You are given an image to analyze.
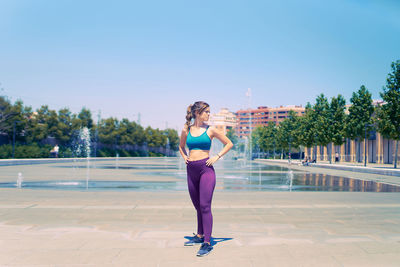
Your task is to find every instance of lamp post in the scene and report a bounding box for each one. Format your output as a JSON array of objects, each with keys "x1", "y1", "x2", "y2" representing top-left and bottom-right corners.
[
  {"x1": 288, "y1": 135, "x2": 292, "y2": 164},
  {"x1": 12, "y1": 120, "x2": 21, "y2": 159},
  {"x1": 314, "y1": 133, "x2": 318, "y2": 163},
  {"x1": 273, "y1": 139, "x2": 276, "y2": 159},
  {"x1": 364, "y1": 123, "x2": 373, "y2": 167},
  {"x1": 246, "y1": 88, "x2": 252, "y2": 160}
]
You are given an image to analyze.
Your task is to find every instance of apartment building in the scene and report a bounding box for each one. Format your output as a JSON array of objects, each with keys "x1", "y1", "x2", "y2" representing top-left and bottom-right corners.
[
  {"x1": 208, "y1": 108, "x2": 237, "y2": 135},
  {"x1": 236, "y1": 105, "x2": 305, "y2": 139}
]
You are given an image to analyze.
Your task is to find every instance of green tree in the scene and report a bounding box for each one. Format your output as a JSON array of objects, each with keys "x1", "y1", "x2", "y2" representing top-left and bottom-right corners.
[
  {"x1": 376, "y1": 60, "x2": 400, "y2": 168},
  {"x1": 0, "y1": 96, "x2": 13, "y2": 133},
  {"x1": 145, "y1": 127, "x2": 166, "y2": 148},
  {"x1": 6, "y1": 99, "x2": 32, "y2": 144},
  {"x1": 98, "y1": 117, "x2": 119, "y2": 145},
  {"x1": 279, "y1": 111, "x2": 300, "y2": 159},
  {"x1": 163, "y1": 128, "x2": 179, "y2": 151},
  {"x1": 329, "y1": 94, "x2": 347, "y2": 163},
  {"x1": 26, "y1": 105, "x2": 57, "y2": 143},
  {"x1": 55, "y1": 108, "x2": 75, "y2": 146},
  {"x1": 264, "y1": 122, "x2": 278, "y2": 158},
  {"x1": 313, "y1": 94, "x2": 332, "y2": 161},
  {"x1": 251, "y1": 126, "x2": 267, "y2": 157},
  {"x1": 345, "y1": 85, "x2": 374, "y2": 162},
  {"x1": 298, "y1": 103, "x2": 316, "y2": 160},
  {"x1": 226, "y1": 128, "x2": 238, "y2": 150},
  {"x1": 77, "y1": 108, "x2": 93, "y2": 129},
  {"x1": 0, "y1": 96, "x2": 20, "y2": 140}
]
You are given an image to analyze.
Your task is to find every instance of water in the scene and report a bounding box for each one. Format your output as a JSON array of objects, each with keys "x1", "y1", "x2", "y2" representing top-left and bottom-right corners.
[
  {"x1": 115, "y1": 153, "x2": 119, "y2": 169},
  {"x1": 71, "y1": 127, "x2": 92, "y2": 189},
  {"x1": 2, "y1": 158, "x2": 400, "y2": 192},
  {"x1": 16, "y1": 172, "x2": 23, "y2": 189}
]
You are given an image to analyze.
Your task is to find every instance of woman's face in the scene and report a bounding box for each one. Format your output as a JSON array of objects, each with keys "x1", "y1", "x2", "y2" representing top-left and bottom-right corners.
[{"x1": 197, "y1": 107, "x2": 210, "y2": 122}]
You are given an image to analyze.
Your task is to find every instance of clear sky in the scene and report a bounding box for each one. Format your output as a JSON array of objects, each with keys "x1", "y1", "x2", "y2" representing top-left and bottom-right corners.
[{"x1": 1, "y1": 0, "x2": 399, "y2": 131}]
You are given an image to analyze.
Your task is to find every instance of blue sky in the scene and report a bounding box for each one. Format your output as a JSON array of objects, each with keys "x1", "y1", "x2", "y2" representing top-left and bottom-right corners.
[{"x1": 1, "y1": 0, "x2": 399, "y2": 130}]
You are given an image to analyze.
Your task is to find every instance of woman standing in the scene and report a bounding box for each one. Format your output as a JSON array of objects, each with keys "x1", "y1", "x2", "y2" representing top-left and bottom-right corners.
[{"x1": 179, "y1": 101, "x2": 233, "y2": 257}]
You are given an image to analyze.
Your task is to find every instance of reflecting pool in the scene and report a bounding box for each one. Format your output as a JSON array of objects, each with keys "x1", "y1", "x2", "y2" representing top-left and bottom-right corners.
[{"x1": 0, "y1": 158, "x2": 399, "y2": 192}]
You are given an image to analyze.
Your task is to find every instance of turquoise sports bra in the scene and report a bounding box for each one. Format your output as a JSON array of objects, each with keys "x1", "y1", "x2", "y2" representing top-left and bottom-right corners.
[{"x1": 186, "y1": 126, "x2": 212, "y2": 150}]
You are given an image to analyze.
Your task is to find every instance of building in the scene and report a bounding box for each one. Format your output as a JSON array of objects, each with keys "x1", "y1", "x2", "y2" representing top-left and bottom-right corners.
[
  {"x1": 304, "y1": 132, "x2": 399, "y2": 165},
  {"x1": 235, "y1": 105, "x2": 305, "y2": 139},
  {"x1": 208, "y1": 108, "x2": 237, "y2": 135},
  {"x1": 304, "y1": 100, "x2": 400, "y2": 165}
]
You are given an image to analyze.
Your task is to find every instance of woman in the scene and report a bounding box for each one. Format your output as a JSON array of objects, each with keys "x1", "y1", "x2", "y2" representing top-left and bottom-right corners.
[{"x1": 179, "y1": 101, "x2": 233, "y2": 257}]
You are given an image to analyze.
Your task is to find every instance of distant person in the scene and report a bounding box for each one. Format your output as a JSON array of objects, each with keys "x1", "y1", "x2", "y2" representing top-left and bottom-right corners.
[
  {"x1": 335, "y1": 152, "x2": 339, "y2": 163},
  {"x1": 302, "y1": 156, "x2": 309, "y2": 166},
  {"x1": 50, "y1": 144, "x2": 59, "y2": 158},
  {"x1": 179, "y1": 101, "x2": 233, "y2": 257}
]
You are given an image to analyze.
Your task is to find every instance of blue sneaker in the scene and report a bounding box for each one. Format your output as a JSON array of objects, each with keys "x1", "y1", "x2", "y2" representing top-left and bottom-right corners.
[
  {"x1": 196, "y1": 242, "x2": 213, "y2": 257},
  {"x1": 184, "y1": 234, "x2": 204, "y2": 246}
]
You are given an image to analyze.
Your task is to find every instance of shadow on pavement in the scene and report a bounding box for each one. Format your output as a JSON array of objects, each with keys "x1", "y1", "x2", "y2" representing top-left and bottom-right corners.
[
  {"x1": 183, "y1": 235, "x2": 233, "y2": 246},
  {"x1": 210, "y1": 237, "x2": 233, "y2": 246}
]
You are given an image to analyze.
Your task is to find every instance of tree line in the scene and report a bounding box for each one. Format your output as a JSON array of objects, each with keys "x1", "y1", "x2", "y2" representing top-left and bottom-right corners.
[
  {"x1": 248, "y1": 60, "x2": 400, "y2": 168},
  {"x1": 0, "y1": 98, "x2": 179, "y2": 158}
]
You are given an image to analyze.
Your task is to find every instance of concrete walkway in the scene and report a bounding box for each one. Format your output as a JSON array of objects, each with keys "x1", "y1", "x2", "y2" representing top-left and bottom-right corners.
[
  {"x1": 1, "y1": 159, "x2": 400, "y2": 266},
  {"x1": 1, "y1": 189, "x2": 400, "y2": 266}
]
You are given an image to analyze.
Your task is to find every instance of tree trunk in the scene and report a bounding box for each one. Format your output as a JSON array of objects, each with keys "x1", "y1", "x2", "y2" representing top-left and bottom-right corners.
[
  {"x1": 395, "y1": 140, "x2": 399, "y2": 169},
  {"x1": 328, "y1": 143, "x2": 332, "y2": 164},
  {"x1": 314, "y1": 145, "x2": 317, "y2": 163}
]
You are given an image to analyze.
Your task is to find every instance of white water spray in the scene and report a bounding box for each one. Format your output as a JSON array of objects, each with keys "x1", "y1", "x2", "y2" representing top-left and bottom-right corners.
[{"x1": 17, "y1": 172, "x2": 23, "y2": 189}]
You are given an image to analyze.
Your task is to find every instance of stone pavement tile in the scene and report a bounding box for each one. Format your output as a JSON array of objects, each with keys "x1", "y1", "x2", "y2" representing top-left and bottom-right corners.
[
  {"x1": 322, "y1": 225, "x2": 383, "y2": 236},
  {"x1": 252, "y1": 258, "x2": 291, "y2": 267},
  {"x1": 1, "y1": 237, "x2": 55, "y2": 251},
  {"x1": 159, "y1": 260, "x2": 216, "y2": 267},
  {"x1": 325, "y1": 237, "x2": 374, "y2": 243},
  {"x1": 80, "y1": 238, "x2": 165, "y2": 249},
  {"x1": 113, "y1": 248, "x2": 194, "y2": 266},
  {"x1": 137, "y1": 230, "x2": 188, "y2": 239},
  {"x1": 314, "y1": 243, "x2": 366, "y2": 256},
  {"x1": 8, "y1": 249, "x2": 82, "y2": 265},
  {"x1": 287, "y1": 255, "x2": 341, "y2": 267},
  {"x1": 357, "y1": 242, "x2": 400, "y2": 254},
  {"x1": 287, "y1": 243, "x2": 364, "y2": 266},
  {"x1": 22, "y1": 238, "x2": 87, "y2": 250},
  {"x1": 226, "y1": 222, "x2": 272, "y2": 233},
  {"x1": 0, "y1": 251, "x2": 19, "y2": 265},
  {"x1": 246, "y1": 236, "x2": 314, "y2": 246},
  {"x1": 128, "y1": 224, "x2": 171, "y2": 232},
  {"x1": 74, "y1": 249, "x2": 121, "y2": 265},
  {"x1": 140, "y1": 215, "x2": 185, "y2": 224},
  {"x1": 213, "y1": 258, "x2": 253, "y2": 267},
  {"x1": 334, "y1": 253, "x2": 400, "y2": 267},
  {"x1": 93, "y1": 222, "x2": 142, "y2": 232},
  {"x1": 386, "y1": 234, "x2": 400, "y2": 242},
  {"x1": 72, "y1": 210, "x2": 129, "y2": 221},
  {"x1": 251, "y1": 245, "x2": 296, "y2": 267}
]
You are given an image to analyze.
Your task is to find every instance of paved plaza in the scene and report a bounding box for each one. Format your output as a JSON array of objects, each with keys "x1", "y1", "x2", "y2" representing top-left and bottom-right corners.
[{"x1": 0, "y1": 159, "x2": 400, "y2": 266}]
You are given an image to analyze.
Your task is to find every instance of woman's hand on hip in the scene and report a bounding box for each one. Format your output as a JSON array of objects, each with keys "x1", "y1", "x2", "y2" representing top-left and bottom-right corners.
[
  {"x1": 184, "y1": 156, "x2": 190, "y2": 164},
  {"x1": 206, "y1": 156, "x2": 219, "y2": 166}
]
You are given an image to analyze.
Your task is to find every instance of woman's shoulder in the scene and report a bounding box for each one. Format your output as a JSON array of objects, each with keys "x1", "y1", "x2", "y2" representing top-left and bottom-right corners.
[
  {"x1": 206, "y1": 125, "x2": 219, "y2": 135},
  {"x1": 207, "y1": 125, "x2": 217, "y2": 132},
  {"x1": 182, "y1": 124, "x2": 192, "y2": 134}
]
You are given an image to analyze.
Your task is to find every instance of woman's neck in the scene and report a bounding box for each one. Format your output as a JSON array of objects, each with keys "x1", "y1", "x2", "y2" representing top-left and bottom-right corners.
[{"x1": 193, "y1": 120, "x2": 206, "y2": 128}]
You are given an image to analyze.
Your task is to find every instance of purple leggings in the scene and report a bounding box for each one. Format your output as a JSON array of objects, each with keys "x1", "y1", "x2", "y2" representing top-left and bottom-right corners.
[{"x1": 186, "y1": 158, "x2": 216, "y2": 243}]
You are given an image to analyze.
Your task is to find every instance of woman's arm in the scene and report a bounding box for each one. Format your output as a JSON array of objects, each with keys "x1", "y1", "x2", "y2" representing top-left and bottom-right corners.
[
  {"x1": 206, "y1": 127, "x2": 233, "y2": 166},
  {"x1": 179, "y1": 126, "x2": 189, "y2": 163}
]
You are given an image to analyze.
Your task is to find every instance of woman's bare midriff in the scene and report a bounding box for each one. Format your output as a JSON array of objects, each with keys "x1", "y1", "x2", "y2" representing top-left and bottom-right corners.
[{"x1": 188, "y1": 150, "x2": 210, "y2": 161}]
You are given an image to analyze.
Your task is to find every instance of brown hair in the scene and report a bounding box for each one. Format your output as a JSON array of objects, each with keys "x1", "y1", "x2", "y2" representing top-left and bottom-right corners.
[{"x1": 185, "y1": 101, "x2": 209, "y2": 129}]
